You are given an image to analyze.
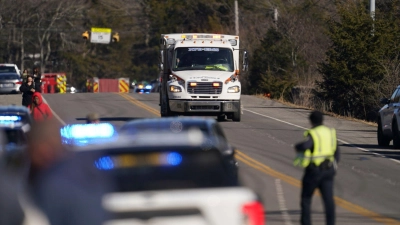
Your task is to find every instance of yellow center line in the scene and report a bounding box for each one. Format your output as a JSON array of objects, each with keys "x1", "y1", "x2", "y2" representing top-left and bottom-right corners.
[
  {"x1": 235, "y1": 150, "x2": 400, "y2": 225},
  {"x1": 117, "y1": 92, "x2": 400, "y2": 225},
  {"x1": 118, "y1": 93, "x2": 160, "y2": 116}
]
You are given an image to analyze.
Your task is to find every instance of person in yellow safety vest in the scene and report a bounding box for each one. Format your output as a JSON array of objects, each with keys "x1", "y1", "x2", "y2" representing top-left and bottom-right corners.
[{"x1": 294, "y1": 110, "x2": 340, "y2": 225}]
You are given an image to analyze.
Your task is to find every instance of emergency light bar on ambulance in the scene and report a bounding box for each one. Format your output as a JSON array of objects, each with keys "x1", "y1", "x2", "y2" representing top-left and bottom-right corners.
[{"x1": 165, "y1": 34, "x2": 238, "y2": 46}]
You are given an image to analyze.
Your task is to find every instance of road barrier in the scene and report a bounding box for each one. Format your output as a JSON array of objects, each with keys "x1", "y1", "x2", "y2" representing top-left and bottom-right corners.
[
  {"x1": 93, "y1": 77, "x2": 99, "y2": 93},
  {"x1": 86, "y1": 77, "x2": 130, "y2": 93},
  {"x1": 99, "y1": 79, "x2": 118, "y2": 92},
  {"x1": 118, "y1": 78, "x2": 129, "y2": 93},
  {"x1": 57, "y1": 75, "x2": 66, "y2": 93}
]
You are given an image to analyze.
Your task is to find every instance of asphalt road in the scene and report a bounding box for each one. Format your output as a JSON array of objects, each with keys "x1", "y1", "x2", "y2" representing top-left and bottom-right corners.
[{"x1": 2, "y1": 92, "x2": 399, "y2": 225}]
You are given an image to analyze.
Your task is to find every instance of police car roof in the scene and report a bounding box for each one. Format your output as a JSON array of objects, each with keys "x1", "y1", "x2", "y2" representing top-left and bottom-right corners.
[
  {"x1": 71, "y1": 128, "x2": 220, "y2": 153},
  {"x1": 0, "y1": 105, "x2": 30, "y2": 114}
]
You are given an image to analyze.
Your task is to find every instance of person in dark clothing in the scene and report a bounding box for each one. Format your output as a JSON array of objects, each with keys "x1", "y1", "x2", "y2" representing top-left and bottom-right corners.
[
  {"x1": 20, "y1": 76, "x2": 40, "y2": 107},
  {"x1": 33, "y1": 76, "x2": 42, "y2": 93},
  {"x1": 294, "y1": 111, "x2": 340, "y2": 225}
]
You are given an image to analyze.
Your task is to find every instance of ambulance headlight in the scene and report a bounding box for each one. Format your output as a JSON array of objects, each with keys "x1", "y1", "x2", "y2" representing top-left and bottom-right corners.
[
  {"x1": 227, "y1": 86, "x2": 240, "y2": 93},
  {"x1": 170, "y1": 85, "x2": 182, "y2": 93},
  {"x1": 228, "y1": 39, "x2": 237, "y2": 46}
]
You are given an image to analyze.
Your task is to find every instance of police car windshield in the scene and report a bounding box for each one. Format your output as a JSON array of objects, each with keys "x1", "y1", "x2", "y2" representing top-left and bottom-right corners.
[
  {"x1": 173, "y1": 47, "x2": 234, "y2": 72},
  {"x1": 85, "y1": 147, "x2": 236, "y2": 192},
  {"x1": 4, "y1": 129, "x2": 27, "y2": 145}
]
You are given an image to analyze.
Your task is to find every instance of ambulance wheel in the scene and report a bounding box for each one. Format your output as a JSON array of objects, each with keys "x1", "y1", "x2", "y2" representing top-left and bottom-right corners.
[{"x1": 232, "y1": 102, "x2": 241, "y2": 122}]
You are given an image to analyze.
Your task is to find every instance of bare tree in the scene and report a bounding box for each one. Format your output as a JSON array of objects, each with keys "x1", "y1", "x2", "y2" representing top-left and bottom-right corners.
[{"x1": 28, "y1": 0, "x2": 87, "y2": 73}]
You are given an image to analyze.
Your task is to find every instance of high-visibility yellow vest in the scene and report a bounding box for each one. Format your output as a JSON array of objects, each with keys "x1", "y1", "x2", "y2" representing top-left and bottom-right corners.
[{"x1": 294, "y1": 125, "x2": 337, "y2": 168}]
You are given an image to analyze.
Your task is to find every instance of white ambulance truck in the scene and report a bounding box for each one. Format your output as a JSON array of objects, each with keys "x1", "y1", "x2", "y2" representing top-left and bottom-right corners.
[{"x1": 159, "y1": 33, "x2": 248, "y2": 122}]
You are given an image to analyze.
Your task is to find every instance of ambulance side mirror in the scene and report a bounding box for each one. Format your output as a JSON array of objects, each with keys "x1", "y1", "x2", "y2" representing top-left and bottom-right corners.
[
  {"x1": 242, "y1": 51, "x2": 248, "y2": 72},
  {"x1": 159, "y1": 50, "x2": 164, "y2": 70}
]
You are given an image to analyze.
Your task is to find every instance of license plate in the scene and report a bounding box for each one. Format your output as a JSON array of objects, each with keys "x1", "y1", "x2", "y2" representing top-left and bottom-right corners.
[
  {"x1": 0, "y1": 84, "x2": 12, "y2": 88},
  {"x1": 116, "y1": 153, "x2": 165, "y2": 167}
]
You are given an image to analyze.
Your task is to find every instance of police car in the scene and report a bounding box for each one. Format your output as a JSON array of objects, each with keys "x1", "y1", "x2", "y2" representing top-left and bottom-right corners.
[
  {"x1": 0, "y1": 106, "x2": 32, "y2": 168},
  {"x1": 135, "y1": 82, "x2": 152, "y2": 93},
  {"x1": 61, "y1": 123, "x2": 265, "y2": 225},
  {"x1": 120, "y1": 117, "x2": 239, "y2": 180}
]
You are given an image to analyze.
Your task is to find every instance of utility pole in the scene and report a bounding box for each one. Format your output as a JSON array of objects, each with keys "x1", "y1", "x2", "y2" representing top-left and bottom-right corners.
[
  {"x1": 370, "y1": 0, "x2": 375, "y2": 35},
  {"x1": 235, "y1": 0, "x2": 239, "y2": 35},
  {"x1": 370, "y1": 0, "x2": 375, "y2": 19}
]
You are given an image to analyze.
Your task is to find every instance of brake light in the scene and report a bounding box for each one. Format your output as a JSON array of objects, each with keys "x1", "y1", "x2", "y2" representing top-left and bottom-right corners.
[
  {"x1": 15, "y1": 81, "x2": 22, "y2": 85},
  {"x1": 242, "y1": 201, "x2": 265, "y2": 225}
]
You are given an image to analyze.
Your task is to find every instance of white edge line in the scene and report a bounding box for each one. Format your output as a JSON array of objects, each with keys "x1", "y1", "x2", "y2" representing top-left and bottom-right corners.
[
  {"x1": 275, "y1": 179, "x2": 294, "y2": 225},
  {"x1": 244, "y1": 108, "x2": 400, "y2": 164},
  {"x1": 390, "y1": 159, "x2": 400, "y2": 164},
  {"x1": 41, "y1": 95, "x2": 66, "y2": 126}
]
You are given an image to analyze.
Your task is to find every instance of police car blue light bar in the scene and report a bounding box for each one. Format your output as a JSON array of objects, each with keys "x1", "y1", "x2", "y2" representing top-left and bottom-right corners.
[
  {"x1": 0, "y1": 115, "x2": 22, "y2": 122},
  {"x1": 61, "y1": 123, "x2": 116, "y2": 139},
  {"x1": 94, "y1": 152, "x2": 183, "y2": 170},
  {"x1": 60, "y1": 123, "x2": 118, "y2": 146}
]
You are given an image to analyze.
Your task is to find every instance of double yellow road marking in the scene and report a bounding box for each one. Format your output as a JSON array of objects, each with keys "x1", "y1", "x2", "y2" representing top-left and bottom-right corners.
[
  {"x1": 118, "y1": 93, "x2": 160, "y2": 116},
  {"x1": 118, "y1": 92, "x2": 400, "y2": 224}
]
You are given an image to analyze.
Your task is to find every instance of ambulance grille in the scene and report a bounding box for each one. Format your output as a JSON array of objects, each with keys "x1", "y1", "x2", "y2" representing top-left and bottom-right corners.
[{"x1": 187, "y1": 82, "x2": 222, "y2": 94}]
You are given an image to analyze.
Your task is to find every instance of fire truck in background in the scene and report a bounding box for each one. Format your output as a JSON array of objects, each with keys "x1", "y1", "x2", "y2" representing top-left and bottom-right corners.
[
  {"x1": 159, "y1": 33, "x2": 248, "y2": 122},
  {"x1": 41, "y1": 73, "x2": 67, "y2": 94}
]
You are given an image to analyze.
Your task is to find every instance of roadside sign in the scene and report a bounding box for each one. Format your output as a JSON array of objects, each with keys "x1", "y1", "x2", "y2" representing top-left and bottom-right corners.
[{"x1": 90, "y1": 27, "x2": 112, "y2": 44}]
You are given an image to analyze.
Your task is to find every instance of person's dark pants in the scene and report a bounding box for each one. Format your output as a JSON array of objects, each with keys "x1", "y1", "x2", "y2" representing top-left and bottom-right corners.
[{"x1": 301, "y1": 165, "x2": 335, "y2": 225}]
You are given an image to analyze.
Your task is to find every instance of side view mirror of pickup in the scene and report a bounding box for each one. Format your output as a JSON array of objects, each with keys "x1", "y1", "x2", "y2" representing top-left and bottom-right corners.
[{"x1": 380, "y1": 98, "x2": 390, "y2": 104}]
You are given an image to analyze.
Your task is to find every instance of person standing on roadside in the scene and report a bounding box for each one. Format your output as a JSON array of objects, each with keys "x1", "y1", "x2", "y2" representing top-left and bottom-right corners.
[
  {"x1": 20, "y1": 76, "x2": 40, "y2": 107},
  {"x1": 22, "y1": 69, "x2": 29, "y2": 82},
  {"x1": 28, "y1": 92, "x2": 53, "y2": 122},
  {"x1": 294, "y1": 110, "x2": 340, "y2": 225},
  {"x1": 32, "y1": 68, "x2": 42, "y2": 93}
]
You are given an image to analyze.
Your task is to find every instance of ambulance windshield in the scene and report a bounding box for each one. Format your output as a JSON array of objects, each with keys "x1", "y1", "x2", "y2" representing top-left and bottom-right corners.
[{"x1": 173, "y1": 47, "x2": 234, "y2": 72}]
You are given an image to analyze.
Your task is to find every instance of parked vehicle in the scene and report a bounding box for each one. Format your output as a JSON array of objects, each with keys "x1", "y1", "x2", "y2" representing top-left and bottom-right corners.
[
  {"x1": 377, "y1": 85, "x2": 400, "y2": 147},
  {"x1": 0, "y1": 64, "x2": 21, "y2": 75},
  {"x1": 0, "y1": 73, "x2": 22, "y2": 94}
]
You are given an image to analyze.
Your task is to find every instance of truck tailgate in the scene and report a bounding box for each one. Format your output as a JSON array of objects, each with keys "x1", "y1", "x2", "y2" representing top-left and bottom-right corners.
[{"x1": 102, "y1": 187, "x2": 263, "y2": 225}]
